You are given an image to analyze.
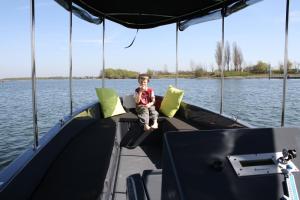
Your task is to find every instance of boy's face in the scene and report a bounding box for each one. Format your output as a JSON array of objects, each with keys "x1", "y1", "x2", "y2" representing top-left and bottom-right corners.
[{"x1": 139, "y1": 79, "x2": 148, "y2": 89}]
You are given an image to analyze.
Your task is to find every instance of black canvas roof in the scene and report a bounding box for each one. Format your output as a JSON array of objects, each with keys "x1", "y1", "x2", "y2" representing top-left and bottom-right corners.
[{"x1": 57, "y1": 0, "x2": 262, "y2": 29}]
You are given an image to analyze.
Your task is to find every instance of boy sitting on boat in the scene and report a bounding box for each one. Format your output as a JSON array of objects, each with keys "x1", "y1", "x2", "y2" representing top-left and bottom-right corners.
[{"x1": 134, "y1": 74, "x2": 159, "y2": 131}]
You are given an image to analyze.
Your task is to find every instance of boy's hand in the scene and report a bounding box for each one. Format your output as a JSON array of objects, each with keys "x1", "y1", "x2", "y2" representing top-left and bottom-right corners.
[
  {"x1": 140, "y1": 86, "x2": 146, "y2": 91},
  {"x1": 145, "y1": 103, "x2": 153, "y2": 108}
]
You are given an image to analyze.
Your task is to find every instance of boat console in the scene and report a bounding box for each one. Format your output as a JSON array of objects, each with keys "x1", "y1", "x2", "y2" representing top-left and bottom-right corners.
[{"x1": 127, "y1": 128, "x2": 300, "y2": 200}]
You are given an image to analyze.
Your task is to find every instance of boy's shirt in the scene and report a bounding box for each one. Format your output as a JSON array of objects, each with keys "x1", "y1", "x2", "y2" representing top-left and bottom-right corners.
[{"x1": 135, "y1": 87, "x2": 155, "y2": 106}]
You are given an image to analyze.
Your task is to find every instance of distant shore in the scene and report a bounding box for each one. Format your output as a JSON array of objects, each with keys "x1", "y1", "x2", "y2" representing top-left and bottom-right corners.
[
  {"x1": 1, "y1": 74, "x2": 300, "y2": 81},
  {"x1": 0, "y1": 76, "x2": 98, "y2": 81}
]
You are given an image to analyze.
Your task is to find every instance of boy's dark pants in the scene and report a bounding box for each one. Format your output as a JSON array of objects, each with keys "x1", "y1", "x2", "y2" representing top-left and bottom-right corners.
[{"x1": 136, "y1": 105, "x2": 158, "y2": 125}]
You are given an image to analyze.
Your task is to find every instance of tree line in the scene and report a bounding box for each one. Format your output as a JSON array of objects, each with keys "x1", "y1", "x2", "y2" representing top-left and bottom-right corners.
[
  {"x1": 99, "y1": 68, "x2": 138, "y2": 79},
  {"x1": 215, "y1": 41, "x2": 244, "y2": 72},
  {"x1": 214, "y1": 41, "x2": 300, "y2": 74},
  {"x1": 98, "y1": 42, "x2": 299, "y2": 79}
]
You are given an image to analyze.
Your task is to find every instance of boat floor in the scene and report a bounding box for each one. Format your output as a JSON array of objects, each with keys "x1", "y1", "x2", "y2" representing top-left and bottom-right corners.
[{"x1": 113, "y1": 146, "x2": 161, "y2": 200}]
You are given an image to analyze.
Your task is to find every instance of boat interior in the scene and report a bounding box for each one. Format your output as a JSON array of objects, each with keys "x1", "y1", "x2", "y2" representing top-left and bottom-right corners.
[
  {"x1": 0, "y1": 95, "x2": 247, "y2": 200},
  {"x1": 1, "y1": 94, "x2": 299, "y2": 200},
  {"x1": 1, "y1": 0, "x2": 300, "y2": 199}
]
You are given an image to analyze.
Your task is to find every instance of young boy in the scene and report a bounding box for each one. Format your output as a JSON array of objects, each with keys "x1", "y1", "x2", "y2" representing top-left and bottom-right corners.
[{"x1": 135, "y1": 74, "x2": 159, "y2": 131}]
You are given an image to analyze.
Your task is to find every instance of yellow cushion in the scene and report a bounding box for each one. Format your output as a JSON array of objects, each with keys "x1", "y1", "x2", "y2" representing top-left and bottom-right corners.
[
  {"x1": 95, "y1": 88, "x2": 126, "y2": 118},
  {"x1": 159, "y1": 85, "x2": 184, "y2": 118}
]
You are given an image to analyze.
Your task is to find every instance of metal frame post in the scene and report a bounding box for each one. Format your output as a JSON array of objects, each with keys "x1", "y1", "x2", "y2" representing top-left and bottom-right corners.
[
  {"x1": 30, "y1": 0, "x2": 38, "y2": 149},
  {"x1": 102, "y1": 19, "x2": 105, "y2": 88},
  {"x1": 175, "y1": 22, "x2": 179, "y2": 87},
  {"x1": 220, "y1": 13, "x2": 225, "y2": 114},
  {"x1": 69, "y1": 0, "x2": 73, "y2": 115},
  {"x1": 281, "y1": 0, "x2": 290, "y2": 127}
]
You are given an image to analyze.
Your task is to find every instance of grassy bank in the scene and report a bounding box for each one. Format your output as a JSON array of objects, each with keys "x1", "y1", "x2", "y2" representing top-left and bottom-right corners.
[{"x1": 2, "y1": 70, "x2": 300, "y2": 81}]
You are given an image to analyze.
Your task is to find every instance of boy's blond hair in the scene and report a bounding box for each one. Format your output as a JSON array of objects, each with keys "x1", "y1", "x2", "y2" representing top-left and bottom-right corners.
[{"x1": 138, "y1": 74, "x2": 150, "y2": 83}]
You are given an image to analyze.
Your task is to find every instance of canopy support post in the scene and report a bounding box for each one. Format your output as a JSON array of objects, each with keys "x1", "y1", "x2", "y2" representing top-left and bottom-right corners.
[
  {"x1": 220, "y1": 12, "x2": 225, "y2": 114},
  {"x1": 102, "y1": 19, "x2": 105, "y2": 88},
  {"x1": 69, "y1": 0, "x2": 73, "y2": 116},
  {"x1": 175, "y1": 22, "x2": 179, "y2": 87},
  {"x1": 281, "y1": 0, "x2": 290, "y2": 127},
  {"x1": 30, "y1": 0, "x2": 38, "y2": 149}
]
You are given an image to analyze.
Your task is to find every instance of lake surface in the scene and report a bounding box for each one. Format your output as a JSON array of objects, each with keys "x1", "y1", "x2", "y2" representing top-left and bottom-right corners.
[{"x1": 0, "y1": 78, "x2": 299, "y2": 171}]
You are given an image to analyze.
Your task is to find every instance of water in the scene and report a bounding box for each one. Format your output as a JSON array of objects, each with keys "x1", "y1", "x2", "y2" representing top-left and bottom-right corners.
[{"x1": 0, "y1": 78, "x2": 299, "y2": 171}]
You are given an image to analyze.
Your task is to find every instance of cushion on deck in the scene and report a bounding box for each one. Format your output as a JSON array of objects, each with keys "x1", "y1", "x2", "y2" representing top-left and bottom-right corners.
[
  {"x1": 159, "y1": 85, "x2": 184, "y2": 118},
  {"x1": 95, "y1": 88, "x2": 126, "y2": 118}
]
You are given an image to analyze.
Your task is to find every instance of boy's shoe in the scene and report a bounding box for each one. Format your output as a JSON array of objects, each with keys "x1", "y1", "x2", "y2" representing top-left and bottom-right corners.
[
  {"x1": 144, "y1": 124, "x2": 151, "y2": 131},
  {"x1": 151, "y1": 121, "x2": 158, "y2": 129}
]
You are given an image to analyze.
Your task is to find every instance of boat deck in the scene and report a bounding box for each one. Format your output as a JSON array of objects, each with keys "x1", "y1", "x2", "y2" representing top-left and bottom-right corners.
[
  {"x1": 0, "y1": 101, "x2": 246, "y2": 200},
  {"x1": 113, "y1": 146, "x2": 161, "y2": 200}
]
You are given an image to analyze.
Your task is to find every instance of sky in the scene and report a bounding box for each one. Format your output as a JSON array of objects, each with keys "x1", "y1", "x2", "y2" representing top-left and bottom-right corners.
[{"x1": 0, "y1": 0, "x2": 299, "y2": 79}]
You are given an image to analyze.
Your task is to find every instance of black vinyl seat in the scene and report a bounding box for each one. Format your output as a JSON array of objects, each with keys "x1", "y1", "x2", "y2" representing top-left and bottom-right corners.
[
  {"x1": 31, "y1": 120, "x2": 117, "y2": 200},
  {"x1": 127, "y1": 174, "x2": 148, "y2": 200},
  {"x1": 121, "y1": 114, "x2": 198, "y2": 149}
]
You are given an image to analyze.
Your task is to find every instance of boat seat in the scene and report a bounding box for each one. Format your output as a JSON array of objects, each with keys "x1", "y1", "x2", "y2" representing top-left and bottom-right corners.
[
  {"x1": 31, "y1": 119, "x2": 117, "y2": 200},
  {"x1": 121, "y1": 115, "x2": 198, "y2": 149},
  {"x1": 162, "y1": 117, "x2": 198, "y2": 132},
  {"x1": 126, "y1": 174, "x2": 148, "y2": 200},
  {"x1": 127, "y1": 170, "x2": 162, "y2": 200},
  {"x1": 142, "y1": 170, "x2": 162, "y2": 200},
  {"x1": 105, "y1": 98, "x2": 198, "y2": 148},
  {"x1": 112, "y1": 111, "x2": 139, "y2": 122}
]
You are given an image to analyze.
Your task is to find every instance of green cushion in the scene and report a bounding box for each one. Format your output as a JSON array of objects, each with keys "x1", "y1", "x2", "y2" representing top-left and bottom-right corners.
[
  {"x1": 159, "y1": 85, "x2": 184, "y2": 118},
  {"x1": 95, "y1": 88, "x2": 126, "y2": 118}
]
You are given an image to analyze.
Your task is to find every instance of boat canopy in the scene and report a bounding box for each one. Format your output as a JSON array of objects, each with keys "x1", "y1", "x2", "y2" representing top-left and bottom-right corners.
[{"x1": 56, "y1": 0, "x2": 262, "y2": 29}]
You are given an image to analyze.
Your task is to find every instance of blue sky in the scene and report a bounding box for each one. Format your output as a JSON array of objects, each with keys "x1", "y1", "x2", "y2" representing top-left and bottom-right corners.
[{"x1": 0, "y1": 0, "x2": 299, "y2": 79}]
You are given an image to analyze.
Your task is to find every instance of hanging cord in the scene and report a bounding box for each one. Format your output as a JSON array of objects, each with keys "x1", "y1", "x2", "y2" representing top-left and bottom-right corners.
[
  {"x1": 125, "y1": 13, "x2": 140, "y2": 48},
  {"x1": 124, "y1": 29, "x2": 139, "y2": 48}
]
